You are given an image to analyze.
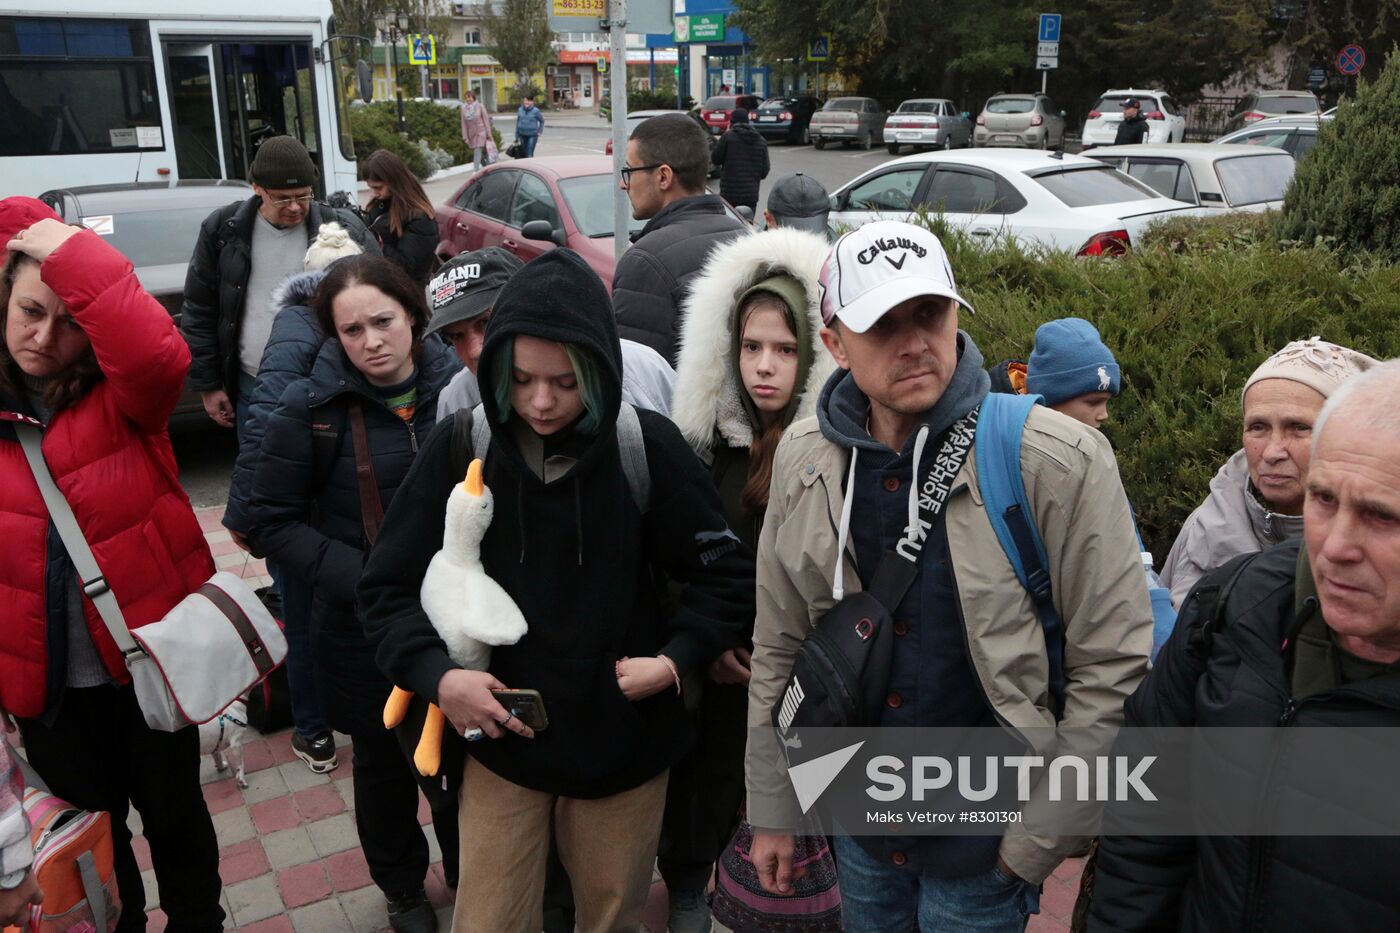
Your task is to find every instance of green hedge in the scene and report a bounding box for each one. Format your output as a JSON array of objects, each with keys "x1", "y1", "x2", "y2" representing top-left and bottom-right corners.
[
  {"x1": 920, "y1": 215, "x2": 1400, "y2": 557},
  {"x1": 349, "y1": 101, "x2": 505, "y2": 179}
]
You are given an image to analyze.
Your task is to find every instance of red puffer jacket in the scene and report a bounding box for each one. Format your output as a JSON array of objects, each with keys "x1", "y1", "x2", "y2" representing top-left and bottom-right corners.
[{"x1": 0, "y1": 215, "x2": 214, "y2": 719}]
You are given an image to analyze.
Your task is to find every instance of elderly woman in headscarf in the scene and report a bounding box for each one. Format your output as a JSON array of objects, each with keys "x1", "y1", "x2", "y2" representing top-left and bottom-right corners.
[{"x1": 1158, "y1": 337, "x2": 1378, "y2": 608}]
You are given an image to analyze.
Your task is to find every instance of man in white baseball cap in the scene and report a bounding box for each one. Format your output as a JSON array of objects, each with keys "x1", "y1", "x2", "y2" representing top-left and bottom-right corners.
[{"x1": 744, "y1": 220, "x2": 1152, "y2": 931}]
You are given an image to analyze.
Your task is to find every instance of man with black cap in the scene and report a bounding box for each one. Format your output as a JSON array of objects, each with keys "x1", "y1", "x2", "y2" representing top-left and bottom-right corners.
[
  {"x1": 181, "y1": 135, "x2": 378, "y2": 431},
  {"x1": 435, "y1": 248, "x2": 678, "y2": 419},
  {"x1": 1113, "y1": 97, "x2": 1150, "y2": 145},
  {"x1": 764, "y1": 172, "x2": 832, "y2": 239}
]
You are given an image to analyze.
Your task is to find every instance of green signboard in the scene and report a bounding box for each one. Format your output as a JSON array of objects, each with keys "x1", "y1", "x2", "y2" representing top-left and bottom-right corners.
[{"x1": 673, "y1": 13, "x2": 725, "y2": 43}]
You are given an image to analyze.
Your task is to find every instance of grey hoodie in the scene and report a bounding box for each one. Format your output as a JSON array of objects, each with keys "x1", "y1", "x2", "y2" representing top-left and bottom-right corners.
[{"x1": 1157, "y1": 448, "x2": 1305, "y2": 609}]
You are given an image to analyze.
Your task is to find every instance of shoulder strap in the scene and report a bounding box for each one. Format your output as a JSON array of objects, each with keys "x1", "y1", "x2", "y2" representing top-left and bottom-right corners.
[
  {"x1": 14, "y1": 423, "x2": 141, "y2": 658},
  {"x1": 616, "y1": 402, "x2": 650, "y2": 514},
  {"x1": 461, "y1": 402, "x2": 650, "y2": 513},
  {"x1": 1186, "y1": 549, "x2": 1258, "y2": 654},
  {"x1": 975, "y1": 392, "x2": 1067, "y2": 720},
  {"x1": 310, "y1": 408, "x2": 345, "y2": 495},
  {"x1": 347, "y1": 398, "x2": 385, "y2": 545}
]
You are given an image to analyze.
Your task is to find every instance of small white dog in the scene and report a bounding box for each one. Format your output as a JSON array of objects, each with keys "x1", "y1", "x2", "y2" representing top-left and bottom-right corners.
[{"x1": 200, "y1": 699, "x2": 249, "y2": 788}]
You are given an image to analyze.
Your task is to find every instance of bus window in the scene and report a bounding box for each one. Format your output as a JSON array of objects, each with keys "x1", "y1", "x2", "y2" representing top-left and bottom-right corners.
[{"x1": 0, "y1": 18, "x2": 161, "y2": 157}]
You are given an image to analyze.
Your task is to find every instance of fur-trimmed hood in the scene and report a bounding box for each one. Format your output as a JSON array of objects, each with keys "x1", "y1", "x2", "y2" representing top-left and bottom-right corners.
[
  {"x1": 672, "y1": 227, "x2": 835, "y2": 453},
  {"x1": 269, "y1": 268, "x2": 327, "y2": 316}
]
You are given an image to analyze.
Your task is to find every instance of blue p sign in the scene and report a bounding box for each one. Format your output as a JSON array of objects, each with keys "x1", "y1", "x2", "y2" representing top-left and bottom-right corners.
[{"x1": 1039, "y1": 13, "x2": 1061, "y2": 42}]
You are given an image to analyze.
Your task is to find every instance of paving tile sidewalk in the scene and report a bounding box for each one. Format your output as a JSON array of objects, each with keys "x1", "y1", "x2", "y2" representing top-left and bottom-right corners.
[{"x1": 125, "y1": 506, "x2": 1083, "y2": 931}]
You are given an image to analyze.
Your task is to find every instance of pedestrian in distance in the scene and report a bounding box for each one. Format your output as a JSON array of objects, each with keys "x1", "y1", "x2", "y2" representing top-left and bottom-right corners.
[
  {"x1": 1158, "y1": 337, "x2": 1377, "y2": 608},
  {"x1": 712, "y1": 107, "x2": 771, "y2": 218},
  {"x1": 764, "y1": 172, "x2": 832, "y2": 239},
  {"x1": 180, "y1": 134, "x2": 378, "y2": 431},
  {"x1": 358, "y1": 248, "x2": 756, "y2": 933},
  {"x1": 1087, "y1": 360, "x2": 1400, "y2": 933},
  {"x1": 362, "y1": 149, "x2": 440, "y2": 287},
  {"x1": 246, "y1": 256, "x2": 461, "y2": 933},
  {"x1": 221, "y1": 221, "x2": 366, "y2": 773},
  {"x1": 1113, "y1": 97, "x2": 1150, "y2": 146},
  {"x1": 0, "y1": 198, "x2": 225, "y2": 932},
  {"x1": 745, "y1": 220, "x2": 1153, "y2": 933},
  {"x1": 664, "y1": 224, "x2": 838, "y2": 933},
  {"x1": 515, "y1": 94, "x2": 545, "y2": 159},
  {"x1": 461, "y1": 89, "x2": 495, "y2": 171},
  {"x1": 614, "y1": 113, "x2": 747, "y2": 365},
  {"x1": 431, "y1": 248, "x2": 677, "y2": 420}
]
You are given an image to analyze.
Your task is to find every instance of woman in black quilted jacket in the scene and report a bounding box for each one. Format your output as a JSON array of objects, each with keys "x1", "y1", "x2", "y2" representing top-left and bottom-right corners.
[{"x1": 362, "y1": 149, "x2": 439, "y2": 286}]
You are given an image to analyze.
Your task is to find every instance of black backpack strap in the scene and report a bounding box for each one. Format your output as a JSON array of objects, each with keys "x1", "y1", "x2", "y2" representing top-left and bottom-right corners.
[{"x1": 1182, "y1": 550, "x2": 1258, "y2": 662}]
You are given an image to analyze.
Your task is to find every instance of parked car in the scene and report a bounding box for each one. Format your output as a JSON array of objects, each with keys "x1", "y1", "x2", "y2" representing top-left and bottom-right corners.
[
  {"x1": 753, "y1": 95, "x2": 822, "y2": 144},
  {"x1": 435, "y1": 156, "x2": 744, "y2": 288},
  {"x1": 605, "y1": 110, "x2": 721, "y2": 177},
  {"x1": 973, "y1": 93, "x2": 1067, "y2": 149},
  {"x1": 1213, "y1": 115, "x2": 1327, "y2": 159},
  {"x1": 1084, "y1": 143, "x2": 1297, "y2": 212},
  {"x1": 884, "y1": 98, "x2": 973, "y2": 154},
  {"x1": 1222, "y1": 90, "x2": 1320, "y2": 132},
  {"x1": 827, "y1": 149, "x2": 1206, "y2": 255},
  {"x1": 809, "y1": 97, "x2": 888, "y2": 150},
  {"x1": 698, "y1": 94, "x2": 762, "y2": 135},
  {"x1": 38, "y1": 180, "x2": 254, "y2": 428},
  {"x1": 1080, "y1": 88, "x2": 1187, "y2": 148}
]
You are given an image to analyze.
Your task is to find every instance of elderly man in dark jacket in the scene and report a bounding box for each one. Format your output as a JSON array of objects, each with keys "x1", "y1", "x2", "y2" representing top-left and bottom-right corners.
[
  {"x1": 1088, "y1": 360, "x2": 1400, "y2": 933},
  {"x1": 180, "y1": 135, "x2": 377, "y2": 430},
  {"x1": 614, "y1": 113, "x2": 746, "y2": 365},
  {"x1": 712, "y1": 108, "x2": 770, "y2": 216}
]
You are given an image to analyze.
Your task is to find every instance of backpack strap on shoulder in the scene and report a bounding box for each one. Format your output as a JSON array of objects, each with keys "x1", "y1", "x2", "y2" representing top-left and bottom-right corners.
[
  {"x1": 616, "y1": 402, "x2": 650, "y2": 514},
  {"x1": 1183, "y1": 550, "x2": 1257, "y2": 661},
  {"x1": 975, "y1": 392, "x2": 1067, "y2": 720}
]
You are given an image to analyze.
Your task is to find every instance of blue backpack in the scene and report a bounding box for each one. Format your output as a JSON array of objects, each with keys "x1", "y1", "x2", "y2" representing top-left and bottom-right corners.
[{"x1": 974, "y1": 393, "x2": 1177, "y2": 719}]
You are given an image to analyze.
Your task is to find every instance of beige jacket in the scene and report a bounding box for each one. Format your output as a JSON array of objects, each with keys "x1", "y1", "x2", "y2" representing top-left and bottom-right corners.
[{"x1": 745, "y1": 405, "x2": 1152, "y2": 884}]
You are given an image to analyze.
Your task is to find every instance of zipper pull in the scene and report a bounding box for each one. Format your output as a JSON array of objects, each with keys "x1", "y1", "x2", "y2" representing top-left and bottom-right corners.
[{"x1": 1278, "y1": 698, "x2": 1297, "y2": 725}]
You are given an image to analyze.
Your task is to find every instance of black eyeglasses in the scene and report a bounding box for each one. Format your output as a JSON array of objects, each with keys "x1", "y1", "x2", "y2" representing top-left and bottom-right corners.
[{"x1": 620, "y1": 163, "x2": 663, "y2": 188}]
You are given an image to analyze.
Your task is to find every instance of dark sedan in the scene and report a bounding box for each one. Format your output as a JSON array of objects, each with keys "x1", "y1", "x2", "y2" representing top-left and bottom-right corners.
[
  {"x1": 38, "y1": 180, "x2": 254, "y2": 429},
  {"x1": 753, "y1": 96, "x2": 822, "y2": 145}
]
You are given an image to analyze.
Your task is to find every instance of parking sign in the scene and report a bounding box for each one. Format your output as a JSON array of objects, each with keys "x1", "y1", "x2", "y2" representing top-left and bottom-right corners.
[{"x1": 1038, "y1": 13, "x2": 1061, "y2": 42}]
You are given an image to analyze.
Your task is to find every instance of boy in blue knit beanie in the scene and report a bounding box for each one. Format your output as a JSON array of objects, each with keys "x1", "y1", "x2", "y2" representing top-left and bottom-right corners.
[{"x1": 1025, "y1": 317, "x2": 1120, "y2": 428}]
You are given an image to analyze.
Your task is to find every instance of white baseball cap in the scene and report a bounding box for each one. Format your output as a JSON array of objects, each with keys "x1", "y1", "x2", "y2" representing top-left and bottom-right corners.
[{"x1": 818, "y1": 221, "x2": 973, "y2": 333}]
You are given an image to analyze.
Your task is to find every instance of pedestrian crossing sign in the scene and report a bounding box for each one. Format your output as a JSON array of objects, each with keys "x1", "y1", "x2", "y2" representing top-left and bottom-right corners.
[
  {"x1": 807, "y1": 35, "x2": 831, "y2": 62},
  {"x1": 408, "y1": 34, "x2": 436, "y2": 65}
]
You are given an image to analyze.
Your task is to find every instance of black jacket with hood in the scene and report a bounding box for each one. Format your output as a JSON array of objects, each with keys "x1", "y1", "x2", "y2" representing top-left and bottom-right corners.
[
  {"x1": 1088, "y1": 539, "x2": 1400, "y2": 932},
  {"x1": 180, "y1": 196, "x2": 378, "y2": 396},
  {"x1": 358, "y1": 248, "x2": 756, "y2": 799},
  {"x1": 247, "y1": 333, "x2": 459, "y2": 734},
  {"x1": 712, "y1": 120, "x2": 770, "y2": 209},
  {"x1": 613, "y1": 194, "x2": 746, "y2": 366},
  {"x1": 1113, "y1": 113, "x2": 1150, "y2": 145}
]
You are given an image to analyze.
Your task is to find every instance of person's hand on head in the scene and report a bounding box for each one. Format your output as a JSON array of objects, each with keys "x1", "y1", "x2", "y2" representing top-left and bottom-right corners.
[{"x1": 5, "y1": 218, "x2": 83, "y2": 264}]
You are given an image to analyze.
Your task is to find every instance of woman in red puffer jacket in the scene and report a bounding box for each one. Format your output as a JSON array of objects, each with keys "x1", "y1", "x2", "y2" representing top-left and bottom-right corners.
[{"x1": 0, "y1": 198, "x2": 225, "y2": 933}]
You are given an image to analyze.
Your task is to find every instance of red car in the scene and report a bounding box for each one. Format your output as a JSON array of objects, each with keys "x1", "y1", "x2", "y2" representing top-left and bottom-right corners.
[
  {"x1": 699, "y1": 94, "x2": 762, "y2": 135},
  {"x1": 434, "y1": 156, "x2": 644, "y2": 289}
]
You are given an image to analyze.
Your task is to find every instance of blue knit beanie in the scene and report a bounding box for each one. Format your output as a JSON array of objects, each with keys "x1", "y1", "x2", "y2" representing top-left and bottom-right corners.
[{"x1": 1025, "y1": 317, "x2": 1121, "y2": 405}]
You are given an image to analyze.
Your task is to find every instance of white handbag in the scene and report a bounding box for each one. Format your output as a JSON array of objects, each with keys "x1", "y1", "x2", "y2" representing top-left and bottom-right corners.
[{"x1": 17, "y1": 421, "x2": 287, "y2": 732}]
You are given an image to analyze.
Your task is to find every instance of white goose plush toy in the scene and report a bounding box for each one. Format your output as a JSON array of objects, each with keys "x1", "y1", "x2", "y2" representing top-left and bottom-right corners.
[{"x1": 383, "y1": 458, "x2": 527, "y2": 775}]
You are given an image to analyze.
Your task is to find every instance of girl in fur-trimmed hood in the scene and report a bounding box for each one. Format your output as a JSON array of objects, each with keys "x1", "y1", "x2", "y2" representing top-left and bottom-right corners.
[{"x1": 662, "y1": 225, "x2": 839, "y2": 933}]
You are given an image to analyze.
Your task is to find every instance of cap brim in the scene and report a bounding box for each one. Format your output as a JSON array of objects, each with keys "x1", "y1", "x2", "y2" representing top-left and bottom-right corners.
[
  {"x1": 425, "y1": 288, "x2": 496, "y2": 335},
  {"x1": 772, "y1": 213, "x2": 831, "y2": 236},
  {"x1": 833, "y1": 278, "x2": 974, "y2": 333}
]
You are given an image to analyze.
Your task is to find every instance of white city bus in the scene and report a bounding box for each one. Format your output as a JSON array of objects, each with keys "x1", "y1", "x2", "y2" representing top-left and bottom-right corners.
[{"x1": 0, "y1": 0, "x2": 364, "y2": 198}]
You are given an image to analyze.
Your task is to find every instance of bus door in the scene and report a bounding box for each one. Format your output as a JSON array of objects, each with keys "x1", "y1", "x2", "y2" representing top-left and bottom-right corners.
[{"x1": 164, "y1": 43, "x2": 226, "y2": 180}]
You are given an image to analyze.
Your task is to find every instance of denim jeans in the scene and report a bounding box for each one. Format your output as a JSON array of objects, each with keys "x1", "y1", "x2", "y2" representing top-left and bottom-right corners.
[
  {"x1": 521, "y1": 133, "x2": 539, "y2": 157},
  {"x1": 279, "y1": 569, "x2": 330, "y2": 739},
  {"x1": 833, "y1": 836, "x2": 1040, "y2": 933}
]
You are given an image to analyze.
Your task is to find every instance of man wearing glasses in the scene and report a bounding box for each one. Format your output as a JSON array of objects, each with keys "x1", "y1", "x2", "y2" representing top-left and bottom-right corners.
[
  {"x1": 181, "y1": 135, "x2": 378, "y2": 431},
  {"x1": 613, "y1": 113, "x2": 745, "y2": 365}
]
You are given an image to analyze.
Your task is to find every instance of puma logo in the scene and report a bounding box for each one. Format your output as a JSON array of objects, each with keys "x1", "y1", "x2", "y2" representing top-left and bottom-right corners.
[{"x1": 885, "y1": 253, "x2": 908, "y2": 270}]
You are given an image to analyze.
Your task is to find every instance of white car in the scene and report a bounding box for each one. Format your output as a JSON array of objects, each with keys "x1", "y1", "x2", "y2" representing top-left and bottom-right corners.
[
  {"x1": 827, "y1": 150, "x2": 1206, "y2": 256},
  {"x1": 1213, "y1": 115, "x2": 1328, "y2": 160},
  {"x1": 1084, "y1": 144, "x2": 1297, "y2": 212},
  {"x1": 1080, "y1": 89, "x2": 1187, "y2": 148}
]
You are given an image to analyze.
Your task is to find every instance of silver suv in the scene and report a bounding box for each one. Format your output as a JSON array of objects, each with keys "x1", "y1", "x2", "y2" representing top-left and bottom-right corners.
[{"x1": 974, "y1": 93, "x2": 1066, "y2": 149}]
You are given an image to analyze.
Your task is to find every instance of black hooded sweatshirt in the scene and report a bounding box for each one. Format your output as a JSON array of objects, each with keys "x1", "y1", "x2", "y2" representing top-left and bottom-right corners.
[{"x1": 358, "y1": 248, "x2": 755, "y2": 799}]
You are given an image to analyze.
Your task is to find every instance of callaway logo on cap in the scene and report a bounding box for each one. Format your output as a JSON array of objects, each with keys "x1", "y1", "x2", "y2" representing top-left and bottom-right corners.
[{"x1": 818, "y1": 221, "x2": 973, "y2": 333}]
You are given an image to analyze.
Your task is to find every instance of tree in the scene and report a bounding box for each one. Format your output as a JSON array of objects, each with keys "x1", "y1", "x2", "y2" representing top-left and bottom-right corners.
[
  {"x1": 1276, "y1": 46, "x2": 1400, "y2": 258},
  {"x1": 332, "y1": 0, "x2": 389, "y2": 43},
  {"x1": 481, "y1": 0, "x2": 555, "y2": 97}
]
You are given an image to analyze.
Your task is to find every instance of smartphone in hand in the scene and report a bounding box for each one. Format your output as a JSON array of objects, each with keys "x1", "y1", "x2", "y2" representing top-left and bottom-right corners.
[{"x1": 490, "y1": 689, "x2": 549, "y2": 731}]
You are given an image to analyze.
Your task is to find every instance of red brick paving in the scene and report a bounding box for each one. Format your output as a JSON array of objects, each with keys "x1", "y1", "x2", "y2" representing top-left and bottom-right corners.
[
  {"x1": 277, "y1": 862, "x2": 334, "y2": 909},
  {"x1": 249, "y1": 796, "x2": 301, "y2": 834},
  {"x1": 202, "y1": 776, "x2": 245, "y2": 815},
  {"x1": 240, "y1": 739, "x2": 276, "y2": 774},
  {"x1": 325, "y1": 848, "x2": 374, "y2": 892},
  {"x1": 132, "y1": 833, "x2": 152, "y2": 871},
  {"x1": 236, "y1": 917, "x2": 296, "y2": 933},
  {"x1": 219, "y1": 839, "x2": 271, "y2": 886},
  {"x1": 292, "y1": 784, "x2": 346, "y2": 821}
]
